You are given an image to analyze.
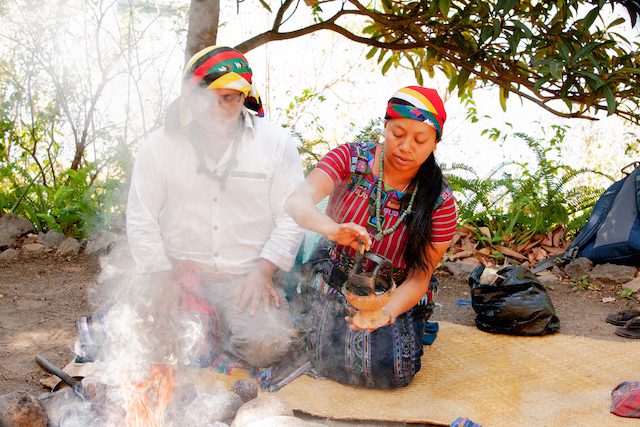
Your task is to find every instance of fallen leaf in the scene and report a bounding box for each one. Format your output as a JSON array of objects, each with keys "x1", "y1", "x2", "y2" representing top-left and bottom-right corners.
[
  {"x1": 602, "y1": 297, "x2": 616, "y2": 303},
  {"x1": 517, "y1": 238, "x2": 544, "y2": 252},
  {"x1": 493, "y1": 244, "x2": 528, "y2": 260},
  {"x1": 461, "y1": 237, "x2": 477, "y2": 252},
  {"x1": 449, "y1": 250, "x2": 474, "y2": 260},
  {"x1": 478, "y1": 226, "x2": 491, "y2": 240},
  {"x1": 541, "y1": 245, "x2": 565, "y2": 256}
]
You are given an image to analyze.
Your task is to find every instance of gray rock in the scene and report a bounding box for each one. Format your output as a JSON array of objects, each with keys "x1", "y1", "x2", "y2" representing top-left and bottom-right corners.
[
  {"x1": 22, "y1": 243, "x2": 47, "y2": 255},
  {"x1": 589, "y1": 263, "x2": 637, "y2": 286},
  {"x1": 0, "y1": 248, "x2": 19, "y2": 261},
  {"x1": 56, "y1": 237, "x2": 81, "y2": 257},
  {"x1": 563, "y1": 257, "x2": 593, "y2": 280},
  {"x1": 246, "y1": 416, "x2": 324, "y2": 427},
  {"x1": 84, "y1": 232, "x2": 118, "y2": 255},
  {"x1": 232, "y1": 396, "x2": 293, "y2": 427},
  {"x1": 623, "y1": 277, "x2": 640, "y2": 293},
  {"x1": 39, "y1": 230, "x2": 66, "y2": 248},
  {"x1": 0, "y1": 390, "x2": 48, "y2": 427},
  {"x1": 0, "y1": 214, "x2": 34, "y2": 248},
  {"x1": 536, "y1": 273, "x2": 560, "y2": 287},
  {"x1": 22, "y1": 233, "x2": 39, "y2": 245},
  {"x1": 183, "y1": 390, "x2": 243, "y2": 426},
  {"x1": 232, "y1": 379, "x2": 258, "y2": 403},
  {"x1": 444, "y1": 261, "x2": 479, "y2": 280}
]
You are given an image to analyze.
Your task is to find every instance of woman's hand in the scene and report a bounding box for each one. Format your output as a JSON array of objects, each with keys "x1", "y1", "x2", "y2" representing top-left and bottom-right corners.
[
  {"x1": 344, "y1": 306, "x2": 396, "y2": 333},
  {"x1": 325, "y1": 222, "x2": 372, "y2": 252}
]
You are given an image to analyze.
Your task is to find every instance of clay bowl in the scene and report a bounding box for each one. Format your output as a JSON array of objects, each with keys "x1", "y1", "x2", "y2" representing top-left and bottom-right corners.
[{"x1": 342, "y1": 283, "x2": 396, "y2": 329}]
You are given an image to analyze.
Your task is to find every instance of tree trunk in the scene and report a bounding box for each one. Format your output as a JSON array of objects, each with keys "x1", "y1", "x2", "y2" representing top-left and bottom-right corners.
[{"x1": 185, "y1": 0, "x2": 220, "y2": 64}]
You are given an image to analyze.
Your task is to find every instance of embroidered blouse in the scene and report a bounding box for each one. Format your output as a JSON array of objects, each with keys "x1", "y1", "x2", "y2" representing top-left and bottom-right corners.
[{"x1": 316, "y1": 142, "x2": 457, "y2": 271}]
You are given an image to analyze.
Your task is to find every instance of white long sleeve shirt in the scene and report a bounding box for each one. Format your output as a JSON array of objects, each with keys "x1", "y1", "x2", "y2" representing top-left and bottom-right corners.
[{"x1": 126, "y1": 110, "x2": 305, "y2": 274}]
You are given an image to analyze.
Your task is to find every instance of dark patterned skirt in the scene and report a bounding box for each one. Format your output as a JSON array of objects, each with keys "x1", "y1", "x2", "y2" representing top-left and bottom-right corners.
[{"x1": 292, "y1": 244, "x2": 433, "y2": 388}]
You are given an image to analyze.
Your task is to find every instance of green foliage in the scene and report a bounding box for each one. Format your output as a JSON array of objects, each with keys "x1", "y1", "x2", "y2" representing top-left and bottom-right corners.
[
  {"x1": 0, "y1": 162, "x2": 122, "y2": 239},
  {"x1": 248, "y1": 0, "x2": 640, "y2": 123},
  {"x1": 570, "y1": 274, "x2": 598, "y2": 291},
  {"x1": 617, "y1": 288, "x2": 635, "y2": 298},
  {"x1": 445, "y1": 125, "x2": 613, "y2": 247}
]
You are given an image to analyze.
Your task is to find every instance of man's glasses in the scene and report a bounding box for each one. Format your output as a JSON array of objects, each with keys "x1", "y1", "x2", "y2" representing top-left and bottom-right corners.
[{"x1": 219, "y1": 93, "x2": 244, "y2": 104}]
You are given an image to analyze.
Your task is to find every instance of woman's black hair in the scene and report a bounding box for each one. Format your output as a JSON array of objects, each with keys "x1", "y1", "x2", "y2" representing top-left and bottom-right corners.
[{"x1": 404, "y1": 153, "x2": 443, "y2": 273}]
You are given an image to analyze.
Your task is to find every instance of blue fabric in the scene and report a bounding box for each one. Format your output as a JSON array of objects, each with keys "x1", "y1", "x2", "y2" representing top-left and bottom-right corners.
[
  {"x1": 450, "y1": 417, "x2": 482, "y2": 427},
  {"x1": 423, "y1": 321, "x2": 439, "y2": 345}
]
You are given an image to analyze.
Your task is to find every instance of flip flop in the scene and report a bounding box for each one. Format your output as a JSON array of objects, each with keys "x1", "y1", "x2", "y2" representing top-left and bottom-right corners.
[
  {"x1": 615, "y1": 316, "x2": 640, "y2": 339},
  {"x1": 606, "y1": 308, "x2": 640, "y2": 326}
]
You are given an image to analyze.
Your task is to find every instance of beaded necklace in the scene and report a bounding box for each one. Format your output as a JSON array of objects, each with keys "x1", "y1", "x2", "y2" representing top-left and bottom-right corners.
[{"x1": 373, "y1": 146, "x2": 419, "y2": 241}]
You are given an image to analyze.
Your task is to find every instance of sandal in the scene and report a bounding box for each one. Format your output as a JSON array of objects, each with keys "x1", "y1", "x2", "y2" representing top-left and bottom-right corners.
[
  {"x1": 606, "y1": 308, "x2": 640, "y2": 326},
  {"x1": 615, "y1": 316, "x2": 640, "y2": 339}
]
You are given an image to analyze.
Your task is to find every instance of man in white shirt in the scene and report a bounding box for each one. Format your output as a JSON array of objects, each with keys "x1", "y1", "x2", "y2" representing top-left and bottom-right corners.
[{"x1": 126, "y1": 45, "x2": 304, "y2": 368}]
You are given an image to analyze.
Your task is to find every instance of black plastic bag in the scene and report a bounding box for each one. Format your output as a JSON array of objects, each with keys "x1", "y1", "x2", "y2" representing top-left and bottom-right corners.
[{"x1": 468, "y1": 265, "x2": 560, "y2": 335}]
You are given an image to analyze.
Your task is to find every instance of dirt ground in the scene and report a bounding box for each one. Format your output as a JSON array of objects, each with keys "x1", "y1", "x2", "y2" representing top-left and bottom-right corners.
[{"x1": 0, "y1": 252, "x2": 636, "y2": 418}]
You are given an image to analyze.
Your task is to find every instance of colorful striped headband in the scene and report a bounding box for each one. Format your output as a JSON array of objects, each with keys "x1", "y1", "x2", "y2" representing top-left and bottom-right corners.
[
  {"x1": 183, "y1": 45, "x2": 264, "y2": 117},
  {"x1": 384, "y1": 86, "x2": 447, "y2": 141}
]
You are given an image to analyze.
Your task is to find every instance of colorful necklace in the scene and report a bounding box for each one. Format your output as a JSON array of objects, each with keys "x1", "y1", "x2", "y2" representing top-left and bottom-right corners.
[{"x1": 373, "y1": 146, "x2": 419, "y2": 241}]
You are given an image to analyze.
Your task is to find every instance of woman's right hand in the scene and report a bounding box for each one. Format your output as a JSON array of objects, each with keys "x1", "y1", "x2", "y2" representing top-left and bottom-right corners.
[{"x1": 325, "y1": 222, "x2": 372, "y2": 251}]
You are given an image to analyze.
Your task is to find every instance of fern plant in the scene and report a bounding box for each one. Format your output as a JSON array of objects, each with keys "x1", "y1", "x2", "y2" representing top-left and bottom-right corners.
[{"x1": 444, "y1": 128, "x2": 612, "y2": 249}]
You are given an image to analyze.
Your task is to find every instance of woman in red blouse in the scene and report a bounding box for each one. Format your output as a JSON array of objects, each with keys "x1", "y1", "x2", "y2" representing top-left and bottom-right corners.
[{"x1": 285, "y1": 86, "x2": 457, "y2": 388}]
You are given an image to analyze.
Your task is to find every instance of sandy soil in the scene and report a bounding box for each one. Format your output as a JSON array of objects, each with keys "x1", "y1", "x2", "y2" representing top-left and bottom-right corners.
[{"x1": 0, "y1": 252, "x2": 636, "y2": 423}]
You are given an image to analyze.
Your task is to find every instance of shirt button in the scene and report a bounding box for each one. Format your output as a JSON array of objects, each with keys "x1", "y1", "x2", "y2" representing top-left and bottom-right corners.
[
  {"x1": 213, "y1": 197, "x2": 218, "y2": 202},
  {"x1": 213, "y1": 226, "x2": 218, "y2": 231},
  {"x1": 214, "y1": 253, "x2": 219, "y2": 257}
]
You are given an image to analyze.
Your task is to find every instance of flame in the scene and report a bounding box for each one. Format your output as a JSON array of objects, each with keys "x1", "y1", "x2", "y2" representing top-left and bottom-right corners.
[{"x1": 123, "y1": 364, "x2": 175, "y2": 427}]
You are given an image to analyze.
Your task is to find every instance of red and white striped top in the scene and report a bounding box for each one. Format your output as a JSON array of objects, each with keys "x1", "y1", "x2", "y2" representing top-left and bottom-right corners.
[{"x1": 317, "y1": 142, "x2": 457, "y2": 269}]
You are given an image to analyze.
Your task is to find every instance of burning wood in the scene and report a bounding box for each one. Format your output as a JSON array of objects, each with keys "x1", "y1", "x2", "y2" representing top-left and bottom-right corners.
[{"x1": 123, "y1": 364, "x2": 175, "y2": 427}]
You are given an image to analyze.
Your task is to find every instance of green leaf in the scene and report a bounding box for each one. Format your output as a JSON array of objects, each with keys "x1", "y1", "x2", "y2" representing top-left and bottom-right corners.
[
  {"x1": 381, "y1": 57, "x2": 393, "y2": 75},
  {"x1": 606, "y1": 17, "x2": 626, "y2": 29},
  {"x1": 497, "y1": 0, "x2": 517, "y2": 13},
  {"x1": 258, "y1": 0, "x2": 272, "y2": 13},
  {"x1": 574, "y1": 42, "x2": 603, "y2": 61},
  {"x1": 511, "y1": 19, "x2": 533, "y2": 38},
  {"x1": 602, "y1": 85, "x2": 617, "y2": 114},
  {"x1": 578, "y1": 6, "x2": 600, "y2": 34},
  {"x1": 479, "y1": 25, "x2": 493, "y2": 44},
  {"x1": 365, "y1": 46, "x2": 378, "y2": 60},
  {"x1": 439, "y1": 0, "x2": 451, "y2": 16},
  {"x1": 499, "y1": 86, "x2": 509, "y2": 111},
  {"x1": 457, "y1": 68, "x2": 471, "y2": 91}
]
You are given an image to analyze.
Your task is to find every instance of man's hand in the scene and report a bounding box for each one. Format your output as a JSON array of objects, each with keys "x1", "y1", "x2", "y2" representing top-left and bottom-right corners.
[
  {"x1": 235, "y1": 259, "x2": 280, "y2": 317},
  {"x1": 147, "y1": 269, "x2": 182, "y2": 319}
]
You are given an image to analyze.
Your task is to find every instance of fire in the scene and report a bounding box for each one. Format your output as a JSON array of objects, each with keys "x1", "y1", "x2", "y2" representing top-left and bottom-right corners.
[{"x1": 123, "y1": 364, "x2": 175, "y2": 427}]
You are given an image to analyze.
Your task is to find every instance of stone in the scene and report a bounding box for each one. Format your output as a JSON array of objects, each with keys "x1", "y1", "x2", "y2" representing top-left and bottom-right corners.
[
  {"x1": 0, "y1": 390, "x2": 48, "y2": 427},
  {"x1": 246, "y1": 416, "x2": 324, "y2": 427},
  {"x1": 0, "y1": 214, "x2": 34, "y2": 248},
  {"x1": 39, "y1": 230, "x2": 66, "y2": 248},
  {"x1": 444, "y1": 261, "x2": 479, "y2": 280},
  {"x1": 22, "y1": 233, "x2": 39, "y2": 245},
  {"x1": 56, "y1": 237, "x2": 81, "y2": 257},
  {"x1": 622, "y1": 277, "x2": 640, "y2": 293},
  {"x1": 231, "y1": 379, "x2": 258, "y2": 403},
  {"x1": 536, "y1": 272, "x2": 560, "y2": 287},
  {"x1": 22, "y1": 243, "x2": 47, "y2": 255},
  {"x1": 183, "y1": 389, "x2": 243, "y2": 425},
  {"x1": 231, "y1": 396, "x2": 293, "y2": 427},
  {"x1": 563, "y1": 257, "x2": 593, "y2": 280},
  {"x1": 84, "y1": 232, "x2": 118, "y2": 255},
  {"x1": 589, "y1": 263, "x2": 637, "y2": 286},
  {"x1": 0, "y1": 248, "x2": 19, "y2": 261}
]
